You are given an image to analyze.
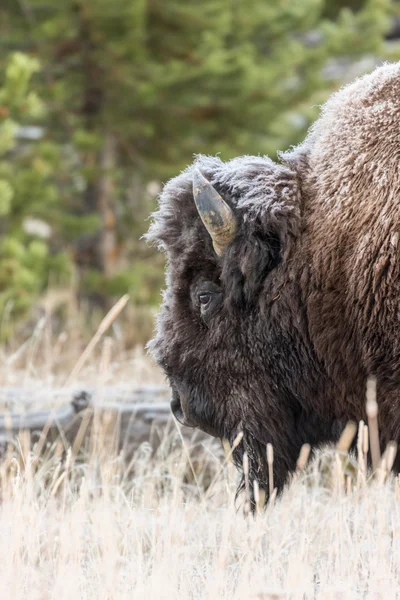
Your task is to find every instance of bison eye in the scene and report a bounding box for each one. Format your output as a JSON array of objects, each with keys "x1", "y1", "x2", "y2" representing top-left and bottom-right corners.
[
  {"x1": 199, "y1": 293, "x2": 211, "y2": 306},
  {"x1": 192, "y1": 281, "x2": 223, "y2": 325}
]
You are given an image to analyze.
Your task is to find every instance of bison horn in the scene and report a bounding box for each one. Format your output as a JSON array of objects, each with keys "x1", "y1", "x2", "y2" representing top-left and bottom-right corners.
[{"x1": 192, "y1": 169, "x2": 237, "y2": 256}]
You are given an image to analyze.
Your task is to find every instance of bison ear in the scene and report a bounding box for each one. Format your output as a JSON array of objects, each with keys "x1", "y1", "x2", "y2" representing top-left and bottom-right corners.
[{"x1": 218, "y1": 158, "x2": 301, "y2": 304}]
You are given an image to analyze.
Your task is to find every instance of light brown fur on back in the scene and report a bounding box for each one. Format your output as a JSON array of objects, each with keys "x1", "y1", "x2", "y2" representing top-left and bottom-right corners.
[{"x1": 284, "y1": 63, "x2": 400, "y2": 432}]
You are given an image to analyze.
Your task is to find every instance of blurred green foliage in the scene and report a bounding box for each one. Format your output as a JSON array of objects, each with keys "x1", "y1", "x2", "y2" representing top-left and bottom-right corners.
[
  {"x1": 0, "y1": 53, "x2": 71, "y2": 336},
  {"x1": 0, "y1": 0, "x2": 399, "y2": 336}
]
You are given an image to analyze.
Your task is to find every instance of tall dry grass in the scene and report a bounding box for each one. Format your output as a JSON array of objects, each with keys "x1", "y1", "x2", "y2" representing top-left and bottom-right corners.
[
  {"x1": 1, "y1": 436, "x2": 400, "y2": 600},
  {"x1": 0, "y1": 296, "x2": 164, "y2": 394},
  {"x1": 0, "y1": 307, "x2": 399, "y2": 599}
]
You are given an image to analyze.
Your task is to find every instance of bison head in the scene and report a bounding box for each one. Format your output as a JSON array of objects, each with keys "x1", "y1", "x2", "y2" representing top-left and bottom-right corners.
[{"x1": 146, "y1": 154, "x2": 341, "y2": 499}]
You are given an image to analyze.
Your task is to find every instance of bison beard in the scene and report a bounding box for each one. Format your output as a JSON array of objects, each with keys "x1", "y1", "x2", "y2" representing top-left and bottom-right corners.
[{"x1": 147, "y1": 62, "x2": 400, "y2": 505}]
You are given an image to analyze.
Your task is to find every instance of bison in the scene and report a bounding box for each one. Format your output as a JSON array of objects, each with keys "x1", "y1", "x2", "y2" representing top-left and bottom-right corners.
[{"x1": 147, "y1": 62, "x2": 400, "y2": 501}]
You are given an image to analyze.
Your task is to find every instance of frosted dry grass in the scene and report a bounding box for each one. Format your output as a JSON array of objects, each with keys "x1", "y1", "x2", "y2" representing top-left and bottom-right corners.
[
  {"x1": 0, "y1": 340, "x2": 162, "y2": 390},
  {"x1": 0, "y1": 441, "x2": 399, "y2": 600},
  {"x1": 0, "y1": 297, "x2": 164, "y2": 392}
]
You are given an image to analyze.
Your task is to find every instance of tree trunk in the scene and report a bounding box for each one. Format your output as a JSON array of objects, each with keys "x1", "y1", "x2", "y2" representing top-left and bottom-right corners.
[
  {"x1": 73, "y1": 3, "x2": 117, "y2": 309},
  {"x1": 98, "y1": 133, "x2": 117, "y2": 278}
]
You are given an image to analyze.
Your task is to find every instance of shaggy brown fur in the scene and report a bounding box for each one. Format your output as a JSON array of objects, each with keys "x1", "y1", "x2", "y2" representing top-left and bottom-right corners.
[{"x1": 147, "y1": 62, "x2": 400, "y2": 501}]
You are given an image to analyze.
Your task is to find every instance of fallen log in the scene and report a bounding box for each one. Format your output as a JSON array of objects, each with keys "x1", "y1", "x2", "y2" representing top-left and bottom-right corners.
[
  {"x1": 0, "y1": 387, "x2": 218, "y2": 458},
  {"x1": 0, "y1": 385, "x2": 171, "y2": 413}
]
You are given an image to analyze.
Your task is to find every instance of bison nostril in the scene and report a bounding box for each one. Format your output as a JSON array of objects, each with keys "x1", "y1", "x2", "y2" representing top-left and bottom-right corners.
[
  {"x1": 170, "y1": 394, "x2": 198, "y2": 428},
  {"x1": 170, "y1": 396, "x2": 185, "y2": 424}
]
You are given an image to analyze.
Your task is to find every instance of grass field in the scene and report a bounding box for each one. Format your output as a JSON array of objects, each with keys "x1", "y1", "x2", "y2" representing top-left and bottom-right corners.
[
  {"x1": 0, "y1": 316, "x2": 399, "y2": 599},
  {"x1": 1, "y1": 435, "x2": 399, "y2": 599}
]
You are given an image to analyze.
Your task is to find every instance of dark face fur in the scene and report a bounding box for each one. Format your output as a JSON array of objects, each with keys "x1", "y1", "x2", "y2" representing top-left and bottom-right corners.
[{"x1": 147, "y1": 155, "x2": 341, "y2": 499}]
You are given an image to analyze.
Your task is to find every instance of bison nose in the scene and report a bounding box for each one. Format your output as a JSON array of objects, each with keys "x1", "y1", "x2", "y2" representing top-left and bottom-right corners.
[{"x1": 170, "y1": 394, "x2": 198, "y2": 428}]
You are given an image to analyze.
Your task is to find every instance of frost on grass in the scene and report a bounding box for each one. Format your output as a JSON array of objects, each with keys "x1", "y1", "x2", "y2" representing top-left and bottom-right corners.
[{"x1": 0, "y1": 436, "x2": 399, "y2": 600}]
